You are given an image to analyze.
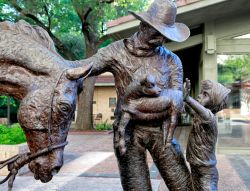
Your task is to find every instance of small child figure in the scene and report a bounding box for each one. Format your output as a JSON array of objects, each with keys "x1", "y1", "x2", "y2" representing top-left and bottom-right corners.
[
  {"x1": 183, "y1": 78, "x2": 231, "y2": 191},
  {"x1": 116, "y1": 74, "x2": 180, "y2": 155}
]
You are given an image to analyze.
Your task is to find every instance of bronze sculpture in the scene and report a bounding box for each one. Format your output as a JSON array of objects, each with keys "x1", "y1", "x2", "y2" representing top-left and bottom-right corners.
[
  {"x1": 0, "y1": 0, "x2": 230, "y2": 190},
  {"x1": 115, "y1": 74, "x2": 162, "y2": 155},
  {"x1": 67, "y1": 0, "x2": 192, "y2": 190},
  {"x1": 184, "y1": 79, "x2": 230, "y2": 191},
  {"x1": 116, "y1": 73, "x2": 180, "y2": 155},
  {"x1": 0, "y1": 20, "x2": 92, "y2": 190}
]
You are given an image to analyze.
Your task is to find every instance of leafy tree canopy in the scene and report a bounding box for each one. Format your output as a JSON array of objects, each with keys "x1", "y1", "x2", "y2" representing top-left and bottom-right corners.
[
  {"x1": 0, "y1": 0, "x2": 150, "y2": 58},
  {"x1": 218, "y1": 55, "x2": 250, "y2": 85},
  {"x1": 0, "y1": 96, "x2": 18, "y2": 108}
]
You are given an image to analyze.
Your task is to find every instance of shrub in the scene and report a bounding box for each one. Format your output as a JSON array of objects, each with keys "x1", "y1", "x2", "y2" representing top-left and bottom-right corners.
[
  {"x1": 0, "y1": 96, "x2": 19, "y2": 123},
  {"x1": 95, "y1": 120, "x2": 112, "y2": 131},
  {"x1": 0, "y1": 123, "x2": 26, "y2": 144}
]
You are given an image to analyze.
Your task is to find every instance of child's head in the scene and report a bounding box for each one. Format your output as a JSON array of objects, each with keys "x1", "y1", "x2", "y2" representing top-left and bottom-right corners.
[{"x1": 197, "y1": 80, "x2": 231, "y2": 113}]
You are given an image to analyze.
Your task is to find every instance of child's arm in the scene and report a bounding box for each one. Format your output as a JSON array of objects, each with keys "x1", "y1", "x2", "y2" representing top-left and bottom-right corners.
[
  {"x1": 184, "y1": 78, "x2": 211, "y2": 121},
  {"x1": 185, "y1": 96, "x2": 211, "y2": 121}
]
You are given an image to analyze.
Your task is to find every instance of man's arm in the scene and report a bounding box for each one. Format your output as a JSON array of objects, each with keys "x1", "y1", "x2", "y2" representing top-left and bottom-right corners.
[
  {"x1": 166, "y1": 54, "x2": 184, "y2": 111},
  {"x1": 66, "y1": 43, "x2": 116, "y2": 79},
  {"x1": 169, "y1": 54, "x2": 183, "y2": 91}
]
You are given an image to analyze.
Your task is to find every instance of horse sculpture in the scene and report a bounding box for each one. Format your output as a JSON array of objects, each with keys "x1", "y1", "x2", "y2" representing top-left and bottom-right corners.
[{"x1": 0, "y1": 20, "x2": 92, "y2": 190}]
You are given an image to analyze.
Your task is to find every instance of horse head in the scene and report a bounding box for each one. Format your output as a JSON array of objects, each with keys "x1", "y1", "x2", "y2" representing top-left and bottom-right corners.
[{"x1": 0, "y1": 20, "x2": 92, "y2": 183}]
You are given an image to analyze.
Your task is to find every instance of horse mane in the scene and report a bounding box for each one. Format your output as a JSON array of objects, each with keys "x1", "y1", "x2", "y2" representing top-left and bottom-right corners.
[
  {"x1": 0, "y1": 20, "x2": 57, "y2": 52},
  {"x1": 0, "y1": 19, "x2": 75, "y2": 76}
]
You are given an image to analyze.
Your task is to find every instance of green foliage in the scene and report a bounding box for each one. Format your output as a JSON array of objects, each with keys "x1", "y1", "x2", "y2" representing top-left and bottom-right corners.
[
  {"x1": 71, "y1": 0, "x2": 150, "y2": 38},
  {"x1": 59, "y1": 34, "x2": 85, "y2": 59},
  {"x1": 218, "y1": 55, "x2": 250, "y2": 85},
  {"x1": 99, "y1": 38, "x2": 114, "y2": 48},
  {"x1": 0, "y1": 123, "x2": 26, "y2": 144},
  {"x1": 0, "y1": 96, "x2": 19, "y2": 119},
  {"x1": 95, "y1": 120, "x2": 112, "y2": 131},
  {"x1": 0, "y1": 0, "x2": 18, "y2": 22},
  {"x1": 0, "y1": 96, "x2": 18, "y2": 107},
  {"x1": 0, "y1": 0, "x2": 150, "y2": 58},
  {"x1": 0, "y1": 0, "x2": 84, "y2": 59},
  {"x1": 112, "y1": 0, "x2": 151, "y2": 18}
]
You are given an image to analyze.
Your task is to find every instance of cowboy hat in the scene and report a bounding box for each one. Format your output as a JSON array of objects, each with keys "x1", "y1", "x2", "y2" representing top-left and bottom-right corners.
[{"x1": 129, "y1": 0, "x2": 190, "y2": 42}]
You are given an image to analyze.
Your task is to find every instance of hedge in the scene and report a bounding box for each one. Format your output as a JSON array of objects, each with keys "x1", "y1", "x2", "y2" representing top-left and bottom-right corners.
[{"x1": 0, "y1": 123, "x2": 26, "y2": 144}]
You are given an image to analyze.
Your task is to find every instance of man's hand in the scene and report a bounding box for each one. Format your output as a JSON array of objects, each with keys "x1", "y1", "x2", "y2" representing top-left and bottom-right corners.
[
  {"x1": 183, "y1": 78, "x2": 191, "y2": 101},
  {"x1": 66, "y1": 62, "x2": 93, "y2": 80}
]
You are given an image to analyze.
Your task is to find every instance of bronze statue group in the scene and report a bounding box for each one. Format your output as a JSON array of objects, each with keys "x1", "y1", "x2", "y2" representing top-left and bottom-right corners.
[
  {"x1": 0, "y1": 0, "x2": 231, "y2": 190},
  {"x1": 67, "y1": 0, "x2": 231, "y2": 190}
]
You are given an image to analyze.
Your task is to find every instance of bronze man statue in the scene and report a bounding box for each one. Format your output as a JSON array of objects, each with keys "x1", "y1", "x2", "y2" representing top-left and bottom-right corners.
[{"x1": 67, "y1": 0, "x2": 192, "y2": 190}]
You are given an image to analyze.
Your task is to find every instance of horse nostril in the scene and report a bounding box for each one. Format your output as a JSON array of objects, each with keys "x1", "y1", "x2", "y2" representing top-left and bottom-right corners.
[{"x1": 51, "y1": 166, "x2": 61, "y2": 176}]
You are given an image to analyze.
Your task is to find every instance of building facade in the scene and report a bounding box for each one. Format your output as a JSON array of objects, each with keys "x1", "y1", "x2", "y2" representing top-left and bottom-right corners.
[{"x1": 93, "y1": 73, "x2": 116, "y2": 124}]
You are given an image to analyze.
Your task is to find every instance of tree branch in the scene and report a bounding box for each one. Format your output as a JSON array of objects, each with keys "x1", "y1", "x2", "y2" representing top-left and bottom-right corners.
[
  {"x1": 43, "y1": 4, "x2": 52, "y2": 30},
  {"x1": 83, "y1": 7, "x2": 92, "y2": 21},
  {"x1": 100, "y1": 0, "x2": 114, "y2": 4},
  {"x1": 71, "y1": 2, "x2": 97, "y2": 44},
  {"x1": 10, "y1": 0, "x2": 48, "y2": 29},
  {"x1": 9, "y1": 0, "x2": 76, "y2": 60}
]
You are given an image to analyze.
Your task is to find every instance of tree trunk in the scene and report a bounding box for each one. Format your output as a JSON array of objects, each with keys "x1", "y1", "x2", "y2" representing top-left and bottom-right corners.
[
  {"x1": 71, "y1": 3, "x2": 101, "y2": 131},
  {"x1": 74, "y1": 42, "x2": 97, "y2": 130},
  {"x1": 75, "y1": 77, "x2": 96, "y2": 130}
]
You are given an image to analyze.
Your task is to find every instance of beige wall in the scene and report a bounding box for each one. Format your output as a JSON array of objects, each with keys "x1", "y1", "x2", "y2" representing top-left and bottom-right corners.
[{"x1": 93, "y1": 86, "x2": 117, "y2": 124}]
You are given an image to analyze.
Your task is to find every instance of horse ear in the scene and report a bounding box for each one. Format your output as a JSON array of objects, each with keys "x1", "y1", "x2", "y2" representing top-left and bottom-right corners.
[{"x1": 66, "y1": 63, "x2": 93, "y2": 80}]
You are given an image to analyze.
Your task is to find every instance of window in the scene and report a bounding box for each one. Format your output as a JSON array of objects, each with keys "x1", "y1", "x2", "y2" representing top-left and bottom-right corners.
[
  {"x1": 217, "y1": 54, "x2": 250, "y2": 150},
  {"x1": 109, "y1": 97, "x2": 116, "y2": 107}
]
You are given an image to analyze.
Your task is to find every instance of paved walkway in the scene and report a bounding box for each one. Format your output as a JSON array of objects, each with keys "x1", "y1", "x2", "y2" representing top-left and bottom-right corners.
[{"x1": 1, "y1": 131, "x2": 250, "y2": 191}]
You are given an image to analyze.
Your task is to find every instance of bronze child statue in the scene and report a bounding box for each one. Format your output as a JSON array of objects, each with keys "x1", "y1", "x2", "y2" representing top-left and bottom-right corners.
[{"x1": 184, "y1": 78, "x2": 231, "y2": 191}]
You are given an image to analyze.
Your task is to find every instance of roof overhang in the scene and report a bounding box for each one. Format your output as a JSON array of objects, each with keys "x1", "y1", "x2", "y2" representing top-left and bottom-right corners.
[{"x1": 106, "y1": 0, "x2": 250, "y2": 40}]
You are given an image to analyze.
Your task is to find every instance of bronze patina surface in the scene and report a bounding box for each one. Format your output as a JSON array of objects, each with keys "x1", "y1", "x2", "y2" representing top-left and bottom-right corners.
[
  {"x1": 184, "y1": 79, "x2": 230, "y2": 191},
  {"x1": 0, "y1": 20, "x2": 92, "y2": 190},
  {"x1": 67, "y1": 0, "x2": 192, "y2": 190},
  {"x1": 0, "y1": 0, "x2": 230, "y2": 191}
]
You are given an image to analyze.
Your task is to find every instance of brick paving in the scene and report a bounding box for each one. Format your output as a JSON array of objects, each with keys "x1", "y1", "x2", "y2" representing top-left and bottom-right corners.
[
  {"x1": 217, "y1": 155, "x2": 249, "y2": 191},
  {"x1": 0, "y1": 132, "x2": 250, "y2": 191},
  {"x1": 226, "y1": 155, "x2": 250, "y2": 189}
]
